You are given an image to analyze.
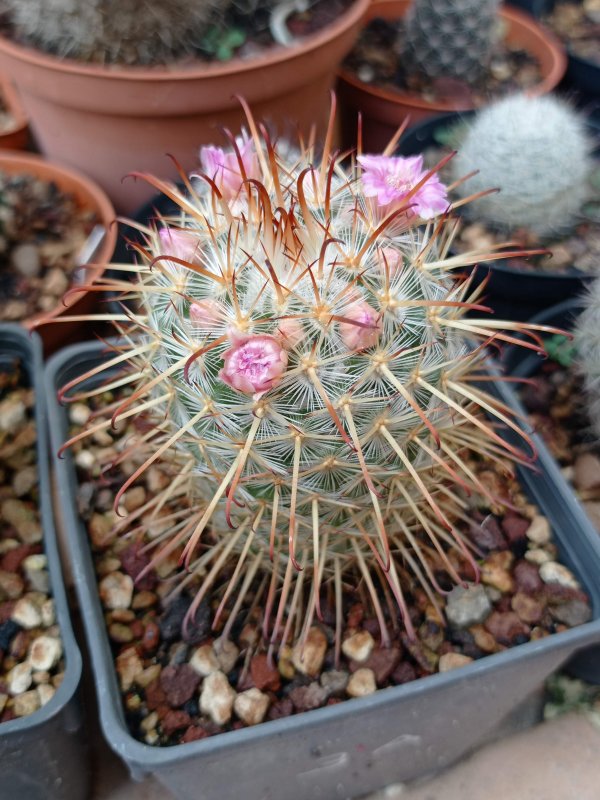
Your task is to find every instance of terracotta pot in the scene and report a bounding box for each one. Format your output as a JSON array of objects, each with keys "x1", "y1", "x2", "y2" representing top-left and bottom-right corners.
[
  {"x1": 0, "y1": 76, "x2": 28, "y2": 149},
  {"x1": 0, "y1": 151, "x2": 117, "y2": 354},
  {"x1": 0, "y1": 0, "x2": 370, "y2": 215},
  {"x1": 337, "y1": 0, "x2": 567, "y2": 152}
]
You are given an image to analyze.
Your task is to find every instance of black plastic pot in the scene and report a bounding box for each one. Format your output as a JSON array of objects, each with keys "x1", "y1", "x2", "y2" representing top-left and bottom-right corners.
[
  {"x1": 398, "y1": 112, "x2": 597, "y2": 321},
  {"x1": 507, "y1": 0, "x2": 600, "y2": 101},
  {"x1": 46, "y1": 339, "x2": 600, "y2": 800},
  {"x1": 0, "y1": 325, "x2": 87, "y2": 800}
]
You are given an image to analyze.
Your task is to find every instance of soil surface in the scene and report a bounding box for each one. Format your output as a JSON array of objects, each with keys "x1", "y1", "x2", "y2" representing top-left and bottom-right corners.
[
  {"x1": 545, "y1": 0, "x2": 600, "y2": 66},
  {"x1": 0, "y1": 363, "x2": 65, "y2": 723},
  {"x1": 343, "y1": 16, "x2": 542, "y2": 105},
  {"x1": 0, "y1": 171, "x2": 98, "y2": 323},
  {"x1": 520, "y1": 348, "x2": 600, "y2": 533},
  {"x1": 65, "y1": 384, "x2": 592, "y2": 747}
]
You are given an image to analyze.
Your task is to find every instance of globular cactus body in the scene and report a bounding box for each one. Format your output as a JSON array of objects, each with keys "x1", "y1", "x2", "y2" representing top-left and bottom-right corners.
[
  {"x1": 63, "y1": 105, "x2": 551, "y2": 646},
  {"x1": 400, "y1": 0, "x2": 501, "y2": 85},
  {"x1": 4, "y1": 0, "x2": 220, "y2": 64},
  {"x1": 451, "y1": 94, "x2": 593, "y2": 238}
]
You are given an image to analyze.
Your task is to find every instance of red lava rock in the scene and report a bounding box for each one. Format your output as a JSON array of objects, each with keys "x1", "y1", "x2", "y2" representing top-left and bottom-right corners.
[
  {"x1": 181, "y1": 725, "x2": 209, "y2": 743},
  {"x1": 145, "y1": 679, "x2": 167, "y2": 711},
  {"x1": 9, "y1": 630, "x2": 29, "y2": 659},
  {"x1": 161, "y1": 709, "x2": 192, "y2": 736},
  {"x1": 347, "y1": 603, "x2": 364, "y2": 629},
  {"x1": 511, "y1": 592, "x2": 544, "y2": 624},
  {"x1": 160, "y1": 664, "x2": 200, "y2": 707},
  {"x1": 363, "y1": 618, "x2": 382, "y2": 638},
  {"x1": 350, "y1": 646, "x2": 401, "y2": 685},
  {"x1": 250, "y1": 654, "x2": 280, "y2": 692},
  {"x1": 470, "y1": 515, "x2": 507, "y2": 553},
  {"x1": 391, "y1": 661, "x2": 417, "y2": 685},
  {"x1": 130, "y1": 619, "x2": 144, "y2": 639},
  {"x1": 142, "y1": 621, "x2": 160, "y2": 653},
  {"x1": 267, "y1": 697, "x2": 294, "y2": 721},
  {"x1": 484, "y1": 611, "x2": 530, "y2": 645},
  {"x1": 501, "y1": 514, "x2": 530, "y2": 545},
  {"x1": 120, "y1": 540, "x2": 157, "y2": 591},
  {"x1": 543, "y1": 583, "x2": 589, "y2": 606},
  {"x1": 514, "y1": 561, "x2": 544, "y2": 594},
  {"x1": 0, "y1": 601, "x2": 15, "y2": 623},
  {"x1": 288, "y1": 682, "x2": 328, "y2": 711},
  {"x1": 1, "y1": 543, "x2": 38, "y2": 572},
  {"x1": 1, "y1": 708, "x2": 16, "y2": 723},
  {"x1": 327, "y1": 697, "x2": 342, "y2": 706}
]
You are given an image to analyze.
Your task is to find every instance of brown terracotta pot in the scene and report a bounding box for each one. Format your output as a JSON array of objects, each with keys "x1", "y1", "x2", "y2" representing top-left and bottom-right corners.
[
  {"x1": 337, "y1": 0, "x2": 567, "y2": 152},
  {"x1": 0, "y1": 151, "x2": 117, "y2": 355},
  {"x1": 0, "y1": 76, "x2": 28, "y2": 149},
  {"x1": 0, "y1": 0, "x2": 370, "y2": 215}
]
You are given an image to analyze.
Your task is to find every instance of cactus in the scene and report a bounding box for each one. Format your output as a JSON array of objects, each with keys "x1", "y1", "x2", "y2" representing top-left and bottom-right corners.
[
  {"x1": 60, "y1": 102, "x2": 555, "y2": 650},
  {"x1": 3, "y1": 0, "x2": 221, "y2": 64},
  {"x1": 575, "y1": 278, "x2": 600, "y2": 440},
  {"x1": 399, "y1": 0, "x2": 501, "y2": 86},
  {"x1": 451, "y1": 94, "x2": 593, "y2": 238}
]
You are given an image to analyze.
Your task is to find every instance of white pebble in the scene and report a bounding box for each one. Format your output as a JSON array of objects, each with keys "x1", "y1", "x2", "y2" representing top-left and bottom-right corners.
[
  {"x1": 8, "y1": 662, "x2": 32, "y2": 695},
  {"x1": 28, "y1": 635, "x2": 63, "y2": 671},
  {"x1": 539, "y1": 562, "x2": 580, "y2": 589},
  {"x1": 346, "y1": 668, "x2": 376, "y2": 698},
  {"x1": 13, "y1": 689, "x2": 40, "y2": 717},
  {"x1": 189, "y1": 644, "x2": 220, "y2": 677},
  {"x1": 99, "y1": 571, "x2": 134, "y2": 609},
  {"x1": 526, "y1": 515, "x2": 551, "y2": 545},
  {"x1": 37, "y1": 684, "x2": 56, "y2": 707},
  {"x1": 234, "y1": 688, "x2": 270, "y2": 726},
  {"x1": 341, "y1": 630, "x2": 375, "y2": 663},
  {"x1": 11, "y1": 596, "x2": 42, "y2": 629},
  {"x1": 200, "y1": 671, "x2": 236, "y2": 726}
]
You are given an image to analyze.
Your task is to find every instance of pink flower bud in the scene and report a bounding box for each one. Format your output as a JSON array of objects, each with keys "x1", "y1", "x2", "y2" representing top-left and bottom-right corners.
[
  {"x1": 189, "y1": 299, "x2": 226, "y2": 329},
  {"x1": 379, "y1": 246, "x2": 403, "y2": 272},
  {"x1": 276, "y1": 317, "x2": 305, "y2": 349},
  {"x1": 339, "y1": 301, "x2": 382, "y2": 352},
  {"x1": 200, "y1": 135, "x2": 258, "y2": 202},
  {"x1": 219, "y1": 332, "x2": 288, "y2": 398},
  {"x1": 159, "y1": 227, "x2": 200, "y2": 263}
]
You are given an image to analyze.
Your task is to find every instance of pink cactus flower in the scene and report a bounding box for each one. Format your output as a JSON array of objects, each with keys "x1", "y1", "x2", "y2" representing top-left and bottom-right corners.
[
  {"x1": 200, "y1": 135, "x2": 258, "y2": 202},
  {"x1": 339, "y1": 301, "x2": 382, "y2": 352},
  {"x1": 159, "y1": 227, "x2": 201, "y2": 263},
  {"x1": 219, "y1": 331, "x2": 288, "y2": 398},
  {"x1": 357, "y1": 154, "x2": 448, "y2": 220},
  {"x1": 276, "y1": 317, "x2": 306, "y2": 349},
  {"x1": 189, "y1": 299, "x2": 226, "y2": 329}
]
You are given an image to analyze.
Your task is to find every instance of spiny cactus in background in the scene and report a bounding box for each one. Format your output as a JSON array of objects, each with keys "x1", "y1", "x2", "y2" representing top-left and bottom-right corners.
[
  {"x1": 451, "y1": 94, "x2": 593, "y2": 238},
  {"x1": 2, "y1": 0, "x2": 221, "y2": 64},
  {"x1": 59, "y1": 101, "x2": 556, "y2": 652},
  {"x1": 575, "y1": 277, "x2": 600, "y2": 440},
  {"x1": 399, "y1": 0, "x2": 501, "y2": 86}
]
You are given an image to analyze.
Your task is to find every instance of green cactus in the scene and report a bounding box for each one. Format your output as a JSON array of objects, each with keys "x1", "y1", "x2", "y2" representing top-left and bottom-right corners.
[
  {"x1": 399, "y1": 0, "x2": 501, "y2": 86},
  {"x1": 451, "y1": 94, "x2": 593, "y2": 238},
  {"x1": 60, "y1": 105, "x2": 554, "y2": 649}
]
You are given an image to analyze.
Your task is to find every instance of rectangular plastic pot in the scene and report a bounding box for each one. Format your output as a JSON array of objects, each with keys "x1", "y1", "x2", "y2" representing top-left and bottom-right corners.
[
  {"x1": 46, "y1": 339, "x2": 600, "y2": 800},
  {"x1": 0, "y1": 324, "x2": 87, "y2": 800}
]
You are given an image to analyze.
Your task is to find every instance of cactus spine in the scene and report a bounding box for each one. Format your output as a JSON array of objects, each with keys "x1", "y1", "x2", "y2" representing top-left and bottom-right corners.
[
  {"x1": 451, "y1": 94, "x2": 593, "y2": 238},
  {"x1": 61, "y1": 103, "x2": 552, "y2": 648},
  {"x1": 400, "y1": 0, "x2": 501, "y2": 85}
]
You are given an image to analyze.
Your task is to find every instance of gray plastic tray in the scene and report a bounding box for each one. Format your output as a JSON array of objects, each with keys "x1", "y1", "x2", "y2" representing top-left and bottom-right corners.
[
  {"x1": 0, "y1": 325, "x2": 87, "y2": 800},
  {"x1": 46, "y1": 339, "x2": 600, "y2": 800}
]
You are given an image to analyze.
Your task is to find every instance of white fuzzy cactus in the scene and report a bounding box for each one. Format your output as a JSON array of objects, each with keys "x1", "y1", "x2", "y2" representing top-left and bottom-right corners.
[
  {"x1": 4, "y1": 0, "x2": 220, "y2": 64},
  {"x1": 451, "y1": 94, "x2": 593, "y2": 238},
  {"x1": 60, "y1": 102, "x2": 555, "y2": 649}
]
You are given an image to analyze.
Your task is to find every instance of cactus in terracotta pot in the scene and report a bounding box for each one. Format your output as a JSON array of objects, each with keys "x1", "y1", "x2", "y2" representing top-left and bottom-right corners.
[
  {"x1": 59, "y1": 102, "x2": 557, "y2": 651},
  {"x1": 451, "y1": 93, "x2": 593, "y2": 237},
  {"x1": 399, "y1": 0, "x2": 502, "y2": 85}
]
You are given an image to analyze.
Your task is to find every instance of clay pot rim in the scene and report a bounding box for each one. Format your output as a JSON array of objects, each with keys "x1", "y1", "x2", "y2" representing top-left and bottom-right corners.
[
  {"x1": 0, "y1": 150, "x2": 118, "y2": 329},
  {"x1": 337, "y1": 0, "x2": 567, "y2": 113},
  {"x1": 0, "y1": 0, "x2": 370, "y2": 82}
]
